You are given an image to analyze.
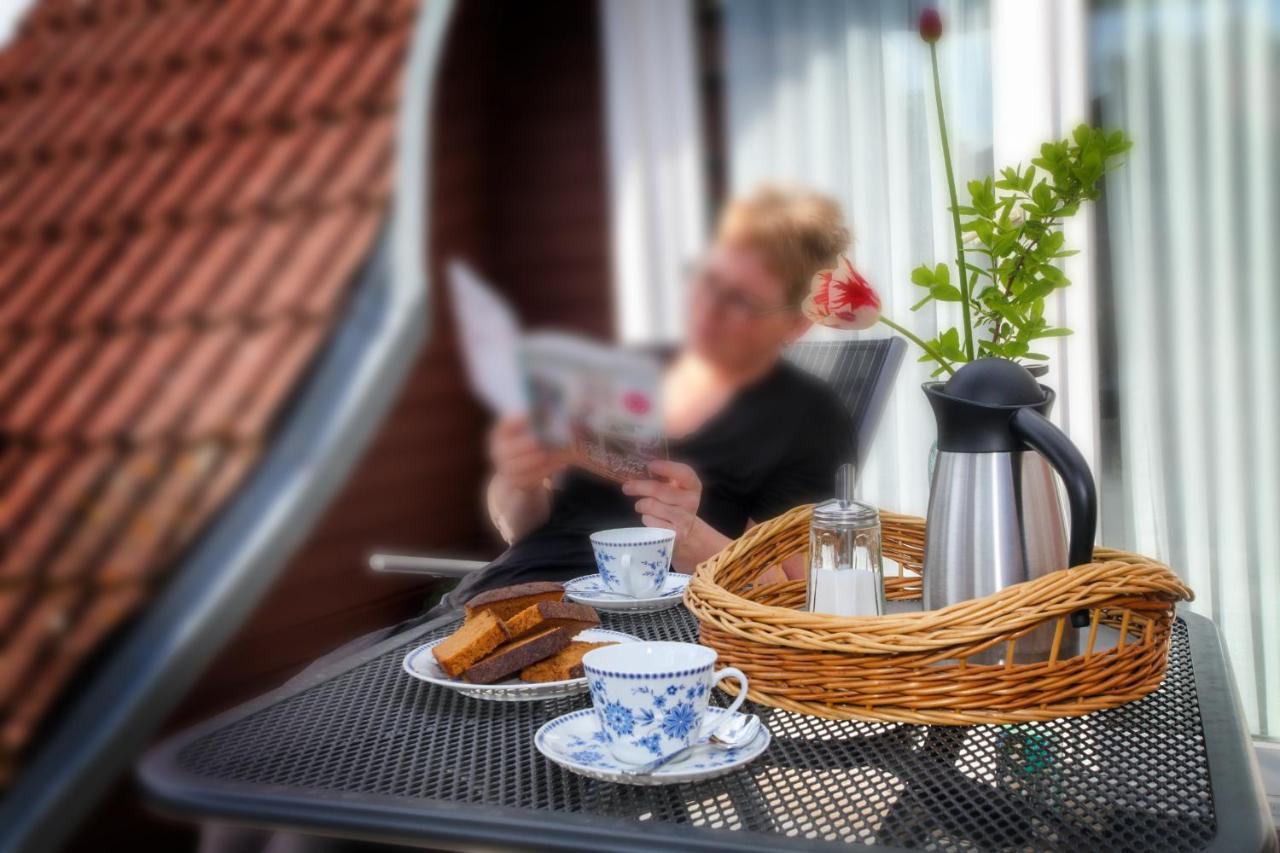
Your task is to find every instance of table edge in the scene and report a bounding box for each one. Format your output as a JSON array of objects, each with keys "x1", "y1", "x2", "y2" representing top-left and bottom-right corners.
[{"x1": 1179, "y1": 609, "x2": 1278, "y2": 853}]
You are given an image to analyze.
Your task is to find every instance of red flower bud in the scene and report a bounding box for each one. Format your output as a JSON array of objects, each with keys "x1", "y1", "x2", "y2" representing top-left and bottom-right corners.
[{"x1": 919, "y1": 8, "x2": 943, "y2": 43}]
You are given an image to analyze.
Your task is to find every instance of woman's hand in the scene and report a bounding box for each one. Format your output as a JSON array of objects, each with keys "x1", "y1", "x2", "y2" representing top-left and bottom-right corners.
[
  {"x1": 623, "y1": 460, "x2": 701, "y2": 536},
  {"x1": 488, "y1": 414, "x2": 562, "y2": 492},
  {"x1": 486, "y1": 414, "x2": 563, "y2": 543},
  {"x1": 623, "y1": 460, "x2": 729, "y2": 572}
]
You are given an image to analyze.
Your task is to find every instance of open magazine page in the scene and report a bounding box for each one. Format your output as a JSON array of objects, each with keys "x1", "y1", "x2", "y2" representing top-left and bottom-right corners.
[
  {"x1": 446, "y1": 261, "x2": 525, "y2": 415},
  {"x1": 448, "y1": 259, "x2": 668, "y2": 483},
  {"x1": 523, "y1": 334, "x2": 668, "y2": 483}
]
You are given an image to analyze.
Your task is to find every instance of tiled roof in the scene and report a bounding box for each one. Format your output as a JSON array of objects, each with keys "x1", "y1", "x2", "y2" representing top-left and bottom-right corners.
[{"x1": 0, "y1": 0, "x2": 416, "y2": 782}]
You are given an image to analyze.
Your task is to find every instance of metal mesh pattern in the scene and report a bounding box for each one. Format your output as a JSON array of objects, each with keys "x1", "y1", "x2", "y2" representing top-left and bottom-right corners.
[{"x1": 175, "y1": 611, "x2": 1216, "y2": 851}]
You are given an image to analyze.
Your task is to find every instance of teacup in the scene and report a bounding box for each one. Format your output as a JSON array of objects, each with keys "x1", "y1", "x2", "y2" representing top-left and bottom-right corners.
[
  {"x1": 582, "y1": 641, "x2": 748, "y2": 766},
  {"x1": 589, "y1": 527, "x2": 674, "y2": 598}
]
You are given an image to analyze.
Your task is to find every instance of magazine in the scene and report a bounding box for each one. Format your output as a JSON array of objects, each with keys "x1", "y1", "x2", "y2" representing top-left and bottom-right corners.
[{"x1": 448, "y1": 261, "x2": 667, "y2": 482}]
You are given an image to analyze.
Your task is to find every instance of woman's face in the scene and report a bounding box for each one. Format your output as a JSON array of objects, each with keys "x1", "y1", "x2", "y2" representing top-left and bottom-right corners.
[{"x1": 685, "y1": 242, "x2": 811, "y2": 373}]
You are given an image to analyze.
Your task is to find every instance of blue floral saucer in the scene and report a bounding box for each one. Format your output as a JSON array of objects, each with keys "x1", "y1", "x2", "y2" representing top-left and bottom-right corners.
[
  {"x1": 563, "y1": 572, "x2": 690, "y2": 613},
  {"x1": 534, "y1": 706, "x2": 770, "y2": 786}
]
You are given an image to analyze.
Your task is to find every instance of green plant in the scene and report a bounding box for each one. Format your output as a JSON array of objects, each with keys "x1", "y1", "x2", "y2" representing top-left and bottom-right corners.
[
  {"x1": 909, "y1": 9, "x2": 1131, "y2": 375},
  {"x1": 803, "y1": 11, "x2": 1132, "y2": 378}
]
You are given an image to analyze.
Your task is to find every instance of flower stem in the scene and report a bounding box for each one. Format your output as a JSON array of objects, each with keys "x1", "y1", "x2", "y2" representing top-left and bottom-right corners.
[
  {"x1": 879, "y1": 316, "x2": 955, "y2": 375},
  {"x1": 930, "y1": 42, "x2": 974, "y2": 362}
]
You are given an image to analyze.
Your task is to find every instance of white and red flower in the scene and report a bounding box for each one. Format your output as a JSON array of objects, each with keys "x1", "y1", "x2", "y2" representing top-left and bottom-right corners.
[{"x1": 801, "y1": 256, "x2": 882, "y2": 330}]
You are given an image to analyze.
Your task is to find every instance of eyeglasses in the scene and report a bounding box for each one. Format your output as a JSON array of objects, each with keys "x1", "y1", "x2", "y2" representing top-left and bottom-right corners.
[{"x1": 687, "y1": 263, "x2": 796, "y2": 320}]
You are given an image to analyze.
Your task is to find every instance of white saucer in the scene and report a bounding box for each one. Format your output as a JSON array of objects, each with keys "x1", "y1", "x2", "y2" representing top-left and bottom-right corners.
[
  {"x1": 402, "y1": 628, "x2": 641, "y2": 702},
  {"x1": 563, "y1": 573, "x2": 690, "y2": 612},
  {"x1": 535, "y1": 706, "x2": 770, "y2": 786}
]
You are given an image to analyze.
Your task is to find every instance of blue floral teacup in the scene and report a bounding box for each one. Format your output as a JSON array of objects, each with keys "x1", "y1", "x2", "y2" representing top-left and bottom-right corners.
[
  {"x1": 589, "y1": 527, "x2": 675, "y2": 598},
  {"x1": 582, "y1": 641, "x2": 748, "y2": 766}
]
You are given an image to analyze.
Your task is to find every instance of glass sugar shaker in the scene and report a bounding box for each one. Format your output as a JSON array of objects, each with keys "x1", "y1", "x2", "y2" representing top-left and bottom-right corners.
[{"x1": 806, "y1": 463, "x2": 885, "y2": 617}]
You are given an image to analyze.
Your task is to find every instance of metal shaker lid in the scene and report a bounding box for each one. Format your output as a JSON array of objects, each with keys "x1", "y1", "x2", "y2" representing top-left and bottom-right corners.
[
  {"x1": 812, "y1": 463, "x2": 879, "y2": 527},
  {"x1": 812, "y1": 498, "x2": 879, "y2": 527}
]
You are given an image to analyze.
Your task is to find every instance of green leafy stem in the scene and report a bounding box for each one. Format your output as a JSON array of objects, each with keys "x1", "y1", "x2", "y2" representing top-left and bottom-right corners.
[
  {"x1": 908, "y1": 33, "x2": 1132, "y2": 376},
  {"x1": 896, "y1": 9, "x2": 1136, "y2": 373},
  {"x1": 906, "y1": 125, "x2": 1132, "y2": 376}
]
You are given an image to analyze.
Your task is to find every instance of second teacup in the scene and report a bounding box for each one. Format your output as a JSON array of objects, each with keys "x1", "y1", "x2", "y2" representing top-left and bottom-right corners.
[{"x1": 589, "y1": 527, "x2": 674, "y2": 598}]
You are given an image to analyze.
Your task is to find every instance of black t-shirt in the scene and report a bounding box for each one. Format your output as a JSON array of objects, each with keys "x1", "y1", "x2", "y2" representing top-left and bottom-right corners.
[{"x1": 476, "y1": 360, "x2": 854, "y2": 587}]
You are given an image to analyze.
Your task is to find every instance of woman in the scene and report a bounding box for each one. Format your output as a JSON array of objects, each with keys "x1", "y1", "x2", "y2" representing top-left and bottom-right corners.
[
  {"x1": 452, "y1": 185, "x2": 856, "y2": 603},
  {"x1": 198, "y1": 186, "x2": 856, "y2": 853}
]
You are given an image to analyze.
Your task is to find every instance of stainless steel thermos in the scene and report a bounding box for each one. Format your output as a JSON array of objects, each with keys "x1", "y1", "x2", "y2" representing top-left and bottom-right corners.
[{"x1": 922, "y1": 359, "x2": 1097, "y2": 663}]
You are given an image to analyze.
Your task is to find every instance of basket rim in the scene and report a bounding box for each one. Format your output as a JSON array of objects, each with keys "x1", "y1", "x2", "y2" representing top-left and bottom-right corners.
[{"x1": 686, "y1": 504, "x2": 1193, "y2": 651}]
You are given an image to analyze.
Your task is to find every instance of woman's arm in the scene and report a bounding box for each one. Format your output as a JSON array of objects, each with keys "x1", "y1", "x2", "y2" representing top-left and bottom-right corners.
[
  {"x1": 485, "y1": 415, "x2": 563, "y2": 544},
  {"x1": 673, "y1": 521, "x2": 732, "y2": 573},
  {"x1": 486, "y1": 474, "x2": 551, "y2": 544},
  {"x1": 623, "y1": 460, "x2": 730, "y2": 572}
]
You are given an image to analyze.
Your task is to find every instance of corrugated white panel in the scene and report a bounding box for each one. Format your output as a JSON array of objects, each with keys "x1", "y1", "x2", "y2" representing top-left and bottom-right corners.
[
  {"x1": 1241, "y1": 0, "x2": 1280, "y2": 738},
  {"x1": 1091, "y1": 0, "x2": 1277, "y2": 735},
  {"x1": 601, "y1": 0, "x2": 709, "y2": 345}
]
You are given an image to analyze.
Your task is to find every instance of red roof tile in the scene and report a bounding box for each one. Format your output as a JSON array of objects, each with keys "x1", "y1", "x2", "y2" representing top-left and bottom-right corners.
[{"x1": 0, "y1": 0, "x2": 417, "y2": 781}]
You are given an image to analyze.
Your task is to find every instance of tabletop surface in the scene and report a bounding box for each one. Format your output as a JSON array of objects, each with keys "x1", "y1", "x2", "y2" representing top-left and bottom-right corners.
[{"x1": 139, "y1": 606, "x2": 1270, "y2": 852}]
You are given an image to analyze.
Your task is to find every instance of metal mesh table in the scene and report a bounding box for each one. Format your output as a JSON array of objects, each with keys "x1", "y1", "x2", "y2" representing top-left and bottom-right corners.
[{"x1": 140, "y1": 607, "x2": 1273, "y2": 852}]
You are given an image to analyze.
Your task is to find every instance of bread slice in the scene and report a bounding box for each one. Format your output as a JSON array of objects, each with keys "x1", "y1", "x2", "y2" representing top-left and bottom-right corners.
[
  {"x1": 431, "y1": 610, "x2": 509, "y2": 677},
  {"x1": 462, "y1": 625, "x2": 576, "y2": 684},
  {"x1": 464, "y1": 582, "x2": 564, "y2": 623},
  {"x1": 504, "y1": 600, "x2": 599, "y2": 641},
  {"x1": 520, "y1": 640, "x2": 617, "y2": 683}
]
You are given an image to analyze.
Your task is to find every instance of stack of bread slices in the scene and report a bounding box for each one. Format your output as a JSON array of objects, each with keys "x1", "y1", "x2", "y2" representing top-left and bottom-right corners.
[{"x1": 430, "y1": 582, "x2": 615, "y2": 684}]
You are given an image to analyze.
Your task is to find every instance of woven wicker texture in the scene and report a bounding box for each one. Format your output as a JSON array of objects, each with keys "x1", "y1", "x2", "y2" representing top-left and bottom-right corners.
[{"x1": 685, "y1": 505, "x2": 1193, "y2": 724}]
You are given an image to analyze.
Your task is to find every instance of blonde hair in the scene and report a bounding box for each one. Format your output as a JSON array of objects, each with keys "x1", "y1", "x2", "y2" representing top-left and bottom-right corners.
[{"x1": 716, "y1": 185, "x2": 851, "y2": 305}]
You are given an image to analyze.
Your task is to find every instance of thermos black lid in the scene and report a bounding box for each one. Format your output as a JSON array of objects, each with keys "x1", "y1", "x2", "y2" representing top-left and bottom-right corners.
[
  {"x1": 940, "y1": 358, "x2": 1045, "y2": 406},
  {"x1": 924, "y1": 359, "x2": 1054, "y2": 453}
]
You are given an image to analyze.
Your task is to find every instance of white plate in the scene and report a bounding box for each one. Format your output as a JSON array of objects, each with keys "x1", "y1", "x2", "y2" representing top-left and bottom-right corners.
[
  {"x1": 535, "y1": 707, "x2": 770, "y2": 786},
  {"x1": 563, "y1": 572, "x2": 690, "y2": 613},
  {"x1": 402, "y1": 628, "x2": 642, "y2": 702}
]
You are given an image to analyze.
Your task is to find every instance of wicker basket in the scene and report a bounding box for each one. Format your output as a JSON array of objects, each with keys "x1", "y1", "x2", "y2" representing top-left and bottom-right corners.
[{"x1": 685, "y1": 504, "x2": 1193, "y2": 725}]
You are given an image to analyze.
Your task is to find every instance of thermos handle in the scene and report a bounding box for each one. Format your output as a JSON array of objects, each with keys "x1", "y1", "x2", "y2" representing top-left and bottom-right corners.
[{"x1": 1010, "y1": 407, "x2": 1098, "y2": 569}]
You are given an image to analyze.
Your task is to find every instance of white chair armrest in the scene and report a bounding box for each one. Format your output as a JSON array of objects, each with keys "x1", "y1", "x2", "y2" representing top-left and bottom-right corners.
[{"x1": 369, "y1": 553, "x2": 488, "y2": 578}]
